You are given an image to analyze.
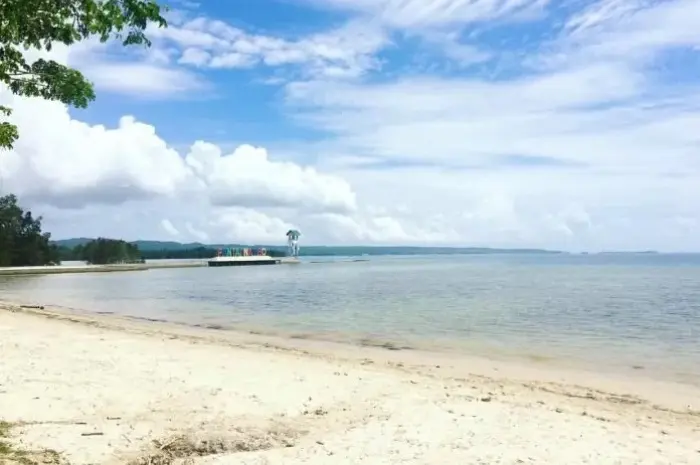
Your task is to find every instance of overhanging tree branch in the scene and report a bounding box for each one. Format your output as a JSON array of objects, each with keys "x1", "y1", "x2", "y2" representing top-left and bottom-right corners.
[{"x1": 0, "y1": 0, "x2": 167, "y2": 150}]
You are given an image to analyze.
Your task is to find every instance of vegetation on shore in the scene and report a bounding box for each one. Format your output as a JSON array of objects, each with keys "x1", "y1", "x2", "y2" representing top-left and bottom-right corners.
[
  {"x1": 0, "y1": 196, "x2": 147, "y2": 267},
  {"x1": 69, "y1": 238, "x2": 144, "y2": 265},
  {"x1": 0, "y1": 195, "x2": 60, "y2": 267},
  {"x1": 56, "y1": 243, "x2": 288, "y2": 262}
]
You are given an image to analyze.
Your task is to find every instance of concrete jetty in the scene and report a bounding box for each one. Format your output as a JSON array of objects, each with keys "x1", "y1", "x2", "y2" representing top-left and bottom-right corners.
[
  {"x1": 0, "y1": 258, "x2": 302, "y2": 276},
  {"x1": 0, "y1": 261, "x2": 206, "y2": 276}
]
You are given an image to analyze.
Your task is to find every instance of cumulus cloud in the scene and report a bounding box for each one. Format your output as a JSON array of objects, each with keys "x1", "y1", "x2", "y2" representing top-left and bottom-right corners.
[
  {"x1": 185, "y1": 142, "x2": 356, "y2": 213},
  {"x1": 0, "y1": 89, "x2": 360, "y2": 243}
]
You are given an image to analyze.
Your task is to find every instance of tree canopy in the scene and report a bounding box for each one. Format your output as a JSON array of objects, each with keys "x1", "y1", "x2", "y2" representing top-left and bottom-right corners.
[
  {"x1": 0, "y1": 0, "x2": 167, "y2": 149},
  {"x1": 0, "y1": 194, "x2": 60, "y2": 266},
  {"x1": 72, "y1": 238, "x2": 144, "y2": 264}
]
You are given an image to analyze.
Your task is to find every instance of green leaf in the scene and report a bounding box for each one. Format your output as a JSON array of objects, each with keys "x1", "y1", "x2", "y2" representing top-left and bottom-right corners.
[{"x1": 0, "y1": 0, "x2": 168, "y2": 150}]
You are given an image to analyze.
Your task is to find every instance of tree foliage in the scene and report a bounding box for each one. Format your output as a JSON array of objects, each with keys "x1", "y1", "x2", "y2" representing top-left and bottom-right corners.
[
  {"x1": 0, "y1": 0, "x2": 167, "y2": 149},
  {"x1": 71, "y1": 237, "x2": 143, "y2": 264},
  {"x1": 0, "y1": 194, "x2": 60, "y2": 266}
]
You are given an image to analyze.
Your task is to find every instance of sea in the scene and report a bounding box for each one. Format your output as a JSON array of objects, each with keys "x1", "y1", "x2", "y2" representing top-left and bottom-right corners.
[{"x1": 2, "y1": 253, "x2": 699, "y2": 384}]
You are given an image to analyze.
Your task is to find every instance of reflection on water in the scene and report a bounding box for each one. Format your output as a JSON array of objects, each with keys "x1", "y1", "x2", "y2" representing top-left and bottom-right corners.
[{"x1": 2, "y1": 254, "x2": 699, "y2": 381}]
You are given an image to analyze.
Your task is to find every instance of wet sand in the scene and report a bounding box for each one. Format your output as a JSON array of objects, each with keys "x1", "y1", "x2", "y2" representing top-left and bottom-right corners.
[{"x1": 1, "y1": 302, "x2": 699, "y2": 464}]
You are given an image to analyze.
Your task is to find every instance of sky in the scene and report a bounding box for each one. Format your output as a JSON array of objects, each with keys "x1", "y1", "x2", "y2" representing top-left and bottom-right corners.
[{"x1": 1, "y1": 0, "x2": 699, "y2": 251}]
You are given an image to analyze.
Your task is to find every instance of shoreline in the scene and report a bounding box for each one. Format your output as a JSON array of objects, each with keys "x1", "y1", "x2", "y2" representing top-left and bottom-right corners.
[
  {"x1": 3, "y1": 299, "x2": 700, "y2": 407},
  {"x1": 2, "y1": 301, "x2": 700, "y2": 464},
  {"x1": 4, "y1": 295, "x2": 698, "y2": 390}
]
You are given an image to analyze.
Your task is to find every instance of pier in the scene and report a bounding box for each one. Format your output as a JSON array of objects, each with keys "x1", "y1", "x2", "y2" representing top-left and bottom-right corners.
[{"x1": 0, "y1": 261, "x2": 206, "y2": 276}]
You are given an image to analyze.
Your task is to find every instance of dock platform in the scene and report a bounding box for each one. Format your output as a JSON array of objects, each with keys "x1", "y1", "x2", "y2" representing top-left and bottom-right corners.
[{"x1": 207, "y1": 256, "x2": 280, "y2": 267}]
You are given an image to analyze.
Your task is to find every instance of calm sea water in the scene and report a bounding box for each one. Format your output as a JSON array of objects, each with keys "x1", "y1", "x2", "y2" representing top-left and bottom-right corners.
[{"x1": 2, "y1": 254, "x2": 699, "y2": 382}]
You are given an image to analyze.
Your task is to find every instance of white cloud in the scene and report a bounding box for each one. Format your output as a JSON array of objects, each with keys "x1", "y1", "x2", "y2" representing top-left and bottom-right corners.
[
  {"x1": 56, "y1": 14, "x2": 389, "y2": 97},
  {"x1": 184, "y1": 142, "x2": 356, "y2": 213},
  {"x1": 146, "y1": 17, "x2": 388, "y2": 79},
  {"x1": 178, "y1": 47, "x2": 211, "y2": 66},
  {"x1": 285, "y1": 63, "x2": 679, "y2": 172},
  {"x1": 1, "y1": 105, "x2": 355, "y2": 214},
  {"x1": 552, "y1": 0, "x2": 700, "y2": 68},
  {"x1": 161, "y1": 219, "x2": 180, "y2": 236},
  {"x1": 185, "y1": 222, "x2": 209, "y2": 242},
  {"x1": 209, "y1": 208, "x2": 296, "y2": 244},
  {"x1": 1, "y1": 94, "x2": 191, "y2": 207},
  {"x1": 0, "y1": 86, "x2": 362, "y2": 244},
  {"x1": 81, "y1": 62, "x2": 207, "y2": 96},
  {"x1": 28, "y1": 35, "x2": 209, "y2": 99},
  {"x1": 299, "y1": 0, "x2": 550, "y2": 28}
]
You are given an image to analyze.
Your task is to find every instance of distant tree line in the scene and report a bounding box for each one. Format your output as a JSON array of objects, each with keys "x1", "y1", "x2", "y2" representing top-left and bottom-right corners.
[
  {"x1": 64, "y1": 238, "x2": 144, "y2": 265},
  {"x1": 134, "y1": 247, "x2": 287, "y2": 260},
  {"x1": 57, "y1": 244, "x2": 289, "y2": 263},
  {"x1": 0, "y1": 195, "x2": 61, "y2": 267}
]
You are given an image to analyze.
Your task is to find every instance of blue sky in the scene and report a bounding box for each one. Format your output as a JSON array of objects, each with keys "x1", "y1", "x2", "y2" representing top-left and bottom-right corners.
[
  {"x1": 73, "y1": 0, "x2": 567, "y2": 146},
  {"x1": 2, "y1": 0, "x2": 700, "y2": 250}
]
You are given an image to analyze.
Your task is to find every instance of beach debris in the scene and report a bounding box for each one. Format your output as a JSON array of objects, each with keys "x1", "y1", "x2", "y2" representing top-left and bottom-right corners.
[
  {"x1": 128, "y1": 426, "x2": 300, "y2": 465},
  {"x1": 81, "y1": 432, "x2": 104, "y2": 436},
  {"x1": 480, "y1": 396, "x2": 492, "y2": 402},
  {"x1": 19, "y1": 305, "x2": 45, "y2": 310}
]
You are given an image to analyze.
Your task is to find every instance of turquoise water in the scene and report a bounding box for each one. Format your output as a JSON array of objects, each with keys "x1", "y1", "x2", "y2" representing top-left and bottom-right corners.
[{"x1": 2, "y1": 254, "x2": 699, "y2": 382}]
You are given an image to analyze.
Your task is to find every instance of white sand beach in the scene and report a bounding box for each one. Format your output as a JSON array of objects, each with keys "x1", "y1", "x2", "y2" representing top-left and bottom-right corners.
[{"x1": 1, "y1": 302, "x2": 699, "y2": 464}]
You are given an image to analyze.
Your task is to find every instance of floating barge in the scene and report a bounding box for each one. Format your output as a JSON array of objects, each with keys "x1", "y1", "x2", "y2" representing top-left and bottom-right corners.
[
  {"x1": 207, "y1": 248, "x2": 281, "y2": 267},
  {"x1": 207, "y1": 256, "x2": 280, "y2": 267}
]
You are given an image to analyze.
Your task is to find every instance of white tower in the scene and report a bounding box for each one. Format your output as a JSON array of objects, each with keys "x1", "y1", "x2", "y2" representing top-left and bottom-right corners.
[{"x1": 286, "y1": 229, "x2": 301, "y2": 257}]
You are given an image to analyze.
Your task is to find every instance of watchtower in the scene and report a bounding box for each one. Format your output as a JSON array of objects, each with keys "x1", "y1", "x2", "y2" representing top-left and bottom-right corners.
[{"x1": 286, "y1": 229, "x2": 301, "y2": 257}]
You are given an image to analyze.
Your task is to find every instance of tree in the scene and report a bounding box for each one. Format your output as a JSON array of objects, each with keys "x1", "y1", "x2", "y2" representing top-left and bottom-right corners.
[
  {"x1": 0, "y1": 0, "x2": 167, "y2": 149},
  {"x1": 0, "y1": 194, "x2": 60, "y2": 266},
  {"x1": 77, "y1": 238, "x2": 143, "y2": 264}
]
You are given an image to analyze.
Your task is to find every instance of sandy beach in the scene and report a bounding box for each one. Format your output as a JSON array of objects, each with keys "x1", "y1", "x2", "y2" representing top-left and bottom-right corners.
[{"x1": 1, "y1": 302, "x2": 699, "y2": 464}]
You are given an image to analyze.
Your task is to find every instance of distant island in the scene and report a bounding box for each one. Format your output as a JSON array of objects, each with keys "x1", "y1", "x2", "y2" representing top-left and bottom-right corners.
[{"x1": 53, "y1": 237, "x2": 564, "y2": 261}]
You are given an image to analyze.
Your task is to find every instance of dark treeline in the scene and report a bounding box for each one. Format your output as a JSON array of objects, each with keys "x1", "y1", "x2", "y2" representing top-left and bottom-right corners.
[
  {"x1": 137, "y1": 247, "x2": 288, "y2": 259},
  {"x1": 58, "y1": 244, "x2": 289, "y2": 263},
  {"x1": 0, "y1": 194, "x2": 60, "y2": 267},
  {"x1": 64, "y1": 238, "x2": 144, "y2": 265}
]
